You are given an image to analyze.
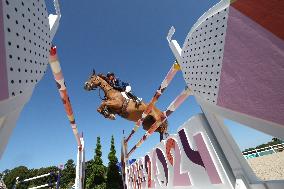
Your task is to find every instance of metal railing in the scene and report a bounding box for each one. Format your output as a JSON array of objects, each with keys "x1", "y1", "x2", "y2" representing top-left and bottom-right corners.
[{"x1": 243, "y1": 143, "x2": 284, "y2": 159}]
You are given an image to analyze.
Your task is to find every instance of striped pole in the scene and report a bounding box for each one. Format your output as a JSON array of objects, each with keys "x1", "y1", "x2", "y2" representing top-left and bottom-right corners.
[
  {"x1": 121, "y1": 138, "x2": 128, "y2": 189},
  {"x1": 125, "y1": 62, "x2": 181, "y2": 143},
  {"x1": 127, "y1": 87, "x2": 191, "y2": 158},
  {"x1": 49, "y1": 46, "x2": 82, "y2": 148}
]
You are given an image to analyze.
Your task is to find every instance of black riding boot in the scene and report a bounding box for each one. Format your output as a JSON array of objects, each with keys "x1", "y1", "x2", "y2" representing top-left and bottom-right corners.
[
  {"x1": 126, "y1": 92, "x2": 142, "y2": 104},
  {"x1": 127, "y1": 92, "x2": 137, "y2": 100}
]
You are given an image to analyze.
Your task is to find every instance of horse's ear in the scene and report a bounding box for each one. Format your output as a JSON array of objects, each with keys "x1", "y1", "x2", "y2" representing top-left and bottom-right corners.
[{"x1": 92, "y1": 69, "x2": 96, "y2": 75}]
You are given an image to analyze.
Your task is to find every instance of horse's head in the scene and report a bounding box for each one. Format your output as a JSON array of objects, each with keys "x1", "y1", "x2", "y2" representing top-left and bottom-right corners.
[{"x1": 84, "y1": 69, "x2": 101, "y2": 91}]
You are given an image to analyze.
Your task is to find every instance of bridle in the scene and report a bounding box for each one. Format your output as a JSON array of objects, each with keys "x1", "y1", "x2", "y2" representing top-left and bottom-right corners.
[{"x1": 88, "y1": 75, "x2": 114, "y2": 100}]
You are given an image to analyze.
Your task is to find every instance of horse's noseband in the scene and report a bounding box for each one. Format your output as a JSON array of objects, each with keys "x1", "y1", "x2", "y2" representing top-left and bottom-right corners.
[
  {"x1": 84, "y1": 82, "x2": 95, "y2": 91},
  {"x1": 84, "y1": 79, "x2": 101, "y2": 91}
]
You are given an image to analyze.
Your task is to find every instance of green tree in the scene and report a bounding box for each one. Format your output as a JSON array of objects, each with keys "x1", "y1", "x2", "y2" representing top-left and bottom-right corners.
[
  {"x1": 243, "y1": 138, "x2": 284, "y2": 154},
  {"x1": 85, "y1": 159, "x2": 94, "y2": 186},
  {"x1": 272, "y1": 137, "x2": 283, "y2": 144},
  {"x1": 106, "y1": 136, "x2": 123, "y2": 189},
  {"x1": 86, "y1": 137, "x2": 106, "y2": 189},
  {"x1": 60, "y1": 159, "x2": 76, "y2": 189},
  {"x1": 3, "y1": 166, "x2": 29, "y2": 189},
  {"x1": 94, "y1": 183, "x2": 106, "y2": 189},
  {"x1": 25, "y1": 166, "x2": 57, "y2": 188}
]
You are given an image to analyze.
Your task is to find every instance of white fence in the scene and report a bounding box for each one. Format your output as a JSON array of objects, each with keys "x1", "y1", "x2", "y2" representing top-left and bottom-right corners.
[{"x1": 243, "y1": 143, "x2": 284, "y2": 159}]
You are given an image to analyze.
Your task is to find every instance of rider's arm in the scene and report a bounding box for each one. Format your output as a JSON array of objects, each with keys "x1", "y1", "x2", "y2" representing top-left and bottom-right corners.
[{"x1": 121, "y1": 81, "x2": 130, "y2": 87}]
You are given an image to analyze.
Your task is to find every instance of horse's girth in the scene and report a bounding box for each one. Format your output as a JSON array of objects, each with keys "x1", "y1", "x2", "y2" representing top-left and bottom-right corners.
[{"x1": 118, "y1": 98, "x2": 130, "y2": 118}]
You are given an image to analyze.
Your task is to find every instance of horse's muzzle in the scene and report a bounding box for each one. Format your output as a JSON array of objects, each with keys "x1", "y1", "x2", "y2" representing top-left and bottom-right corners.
[
  {"x1": 84, "y1": 82, "x2": 92, "y2": 91},
  {"x1": 84, "y1": 82, "x2": 97, "y2": 91}
]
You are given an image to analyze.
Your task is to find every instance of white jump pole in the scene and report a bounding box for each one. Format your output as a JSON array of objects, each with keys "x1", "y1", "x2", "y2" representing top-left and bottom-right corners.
[
  {"x1": 28, "y1": 182, "x2": 57, "y2": 189},
  {"x1": 15, "y1": 171, "x2": 60, "y2": 189},
  {"x1": 23, "y1": 173, "x2": 52, "y2": 182},
  {"x1": 74, "y1": 136, "x2": 85, "y2": 189}
]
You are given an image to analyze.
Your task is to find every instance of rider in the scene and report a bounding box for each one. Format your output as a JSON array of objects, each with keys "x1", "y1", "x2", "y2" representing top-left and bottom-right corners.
[{"x1": 106, "y1": 72, "x2": 142, "y2": 104}]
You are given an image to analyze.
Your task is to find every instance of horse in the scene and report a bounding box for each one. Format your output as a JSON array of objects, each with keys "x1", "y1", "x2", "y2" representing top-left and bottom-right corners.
[{"x1": 84, "y1": 70, "x2": 168, "y2": 141}]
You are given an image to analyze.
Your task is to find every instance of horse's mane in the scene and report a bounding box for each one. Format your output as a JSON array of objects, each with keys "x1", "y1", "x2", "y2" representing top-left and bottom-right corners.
[{"x1": 97, "y1": 73, "x2": 109, "y2": 83}]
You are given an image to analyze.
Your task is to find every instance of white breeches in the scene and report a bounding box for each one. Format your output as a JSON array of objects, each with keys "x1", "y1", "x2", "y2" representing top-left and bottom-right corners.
[
  {"x1": 121, "y1": 92, "x2": 129, "y2": 99},
  {"x1": 121, "y1": 86, "x2": 131, "y2": 99}
]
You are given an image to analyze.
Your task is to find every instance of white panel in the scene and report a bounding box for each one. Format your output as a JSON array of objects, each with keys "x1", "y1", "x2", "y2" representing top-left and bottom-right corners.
[
  {"x1": 0, "y1": 107, "x2": 22, "y2": 157},
  {"x1": 180, "y1": 7, "x2": 229, "y2": 104},
  {"x1": 3, "y1": 0, "x2": 51, "y2": 97},
  {"x1": 125, "y1": 114, "x2": 235, "y2": 189}
]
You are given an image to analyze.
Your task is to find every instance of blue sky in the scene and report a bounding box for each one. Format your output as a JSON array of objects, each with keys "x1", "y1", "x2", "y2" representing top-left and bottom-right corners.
[{"x1": 0, "y1": 0, "x2": 272, "y2": 171}]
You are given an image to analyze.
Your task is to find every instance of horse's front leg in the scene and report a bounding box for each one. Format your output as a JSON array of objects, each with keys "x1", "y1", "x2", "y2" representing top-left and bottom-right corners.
[
  {"x1": 97, "y1": 100, "x2": 116, "y2": 120},
  {"x1": 97, "y1": 101, "x2": 108, "y2": 116},
  {"x1": 100, "y1": 100, "x2": 119, "y2": 120}
]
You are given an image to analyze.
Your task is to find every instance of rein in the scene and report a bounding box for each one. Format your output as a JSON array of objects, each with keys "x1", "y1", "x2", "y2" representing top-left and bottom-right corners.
[
  {"x1": 98, "y1": 88, "x2": 105, "y2": 100},
  {"x1": 97, "y1": 81, "x2": 113, "y2": 101}
]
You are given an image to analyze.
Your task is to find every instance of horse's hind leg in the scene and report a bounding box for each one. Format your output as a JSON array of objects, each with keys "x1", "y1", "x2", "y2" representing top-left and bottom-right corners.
[
  {"x1": 159, "y1": 121, "x2": 169, "y2": 141},
  {"x1": 159, "y1": 132, "x2": 163, "y2": 142},
  {"x1": 164, "y1": 132, "x2": 169, "y2": 138},
  {"x1": 159, "y1": 132, "x2": 169, "y2": 142}
]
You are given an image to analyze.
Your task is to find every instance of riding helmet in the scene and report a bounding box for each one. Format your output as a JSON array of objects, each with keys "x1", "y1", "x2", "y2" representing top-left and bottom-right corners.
[{"x1": 107, "y1": 72, "x2": 115, "y2": 77}]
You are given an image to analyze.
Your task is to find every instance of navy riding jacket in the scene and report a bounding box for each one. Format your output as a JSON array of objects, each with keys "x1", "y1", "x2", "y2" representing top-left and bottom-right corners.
[{"x1": 111, "y1": 78, "x2": 129, "y2": 91}]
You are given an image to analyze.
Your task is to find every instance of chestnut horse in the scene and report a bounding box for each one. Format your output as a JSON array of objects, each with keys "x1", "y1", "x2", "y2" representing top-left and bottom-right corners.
[{"x1": 84, "y1": 70, "x2": 168, "y2": 141}]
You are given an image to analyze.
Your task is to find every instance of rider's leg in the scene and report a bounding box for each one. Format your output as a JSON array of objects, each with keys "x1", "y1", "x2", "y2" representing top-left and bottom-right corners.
[
  {"x1": 121, "y1": 92, "x2": 129, "y2": 99},
  {"x1": 125, "y1": 86, "x2": 132, "y2": 93},
  {"x1": 126, "y1": 92, "x2": 137, "y2": 100},
  {"x1": 125, "y1": 85, "x2": 142, "y2": 102},
  {"x1": 127, "y1": 92, "x2": 142, "y2": 102}
]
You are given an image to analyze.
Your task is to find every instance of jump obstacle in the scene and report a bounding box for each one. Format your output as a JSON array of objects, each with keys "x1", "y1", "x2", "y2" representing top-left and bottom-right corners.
[
  {"x1": 121, "y1": 0, "x2": 284, "y2": 188},
  {"x1": 0, "y1": 1, "x2": 85, "y2": 188},
  {"x1": 124, "y1": 62, "x2": 182, "y2": 144},
  {"x1": 121, "y1": 62, "x2": 193, "y2": 189},
  {"x1": 48, "y1": 3, "x2": 85, "y2": 188},
  {"x1": 0, "y1": 0, "x2": 283, "y2": 189},
  {"x1": 125, "y1": 64, "x2": 192, "y2": 158},
  {"x1": 14, "y1": 171, "x2": 61, "y2": 189},
  {"x1": 49, "y1": 46, "x2": 85, "y2": 189}
]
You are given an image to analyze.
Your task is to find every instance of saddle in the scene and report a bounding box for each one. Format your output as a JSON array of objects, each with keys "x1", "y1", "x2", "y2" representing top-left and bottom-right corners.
[{"x1": 103, "y1": 92, "x2": 140, "y2": 120}]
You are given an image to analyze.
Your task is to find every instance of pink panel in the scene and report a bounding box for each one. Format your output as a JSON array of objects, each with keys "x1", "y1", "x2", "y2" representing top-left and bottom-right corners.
[
  {"x1": 194, "y1": 133, "x2": 222, "y2": 184},
  {"x1": 218, "y1": 7, "x2": 284, "y2": 126}
]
